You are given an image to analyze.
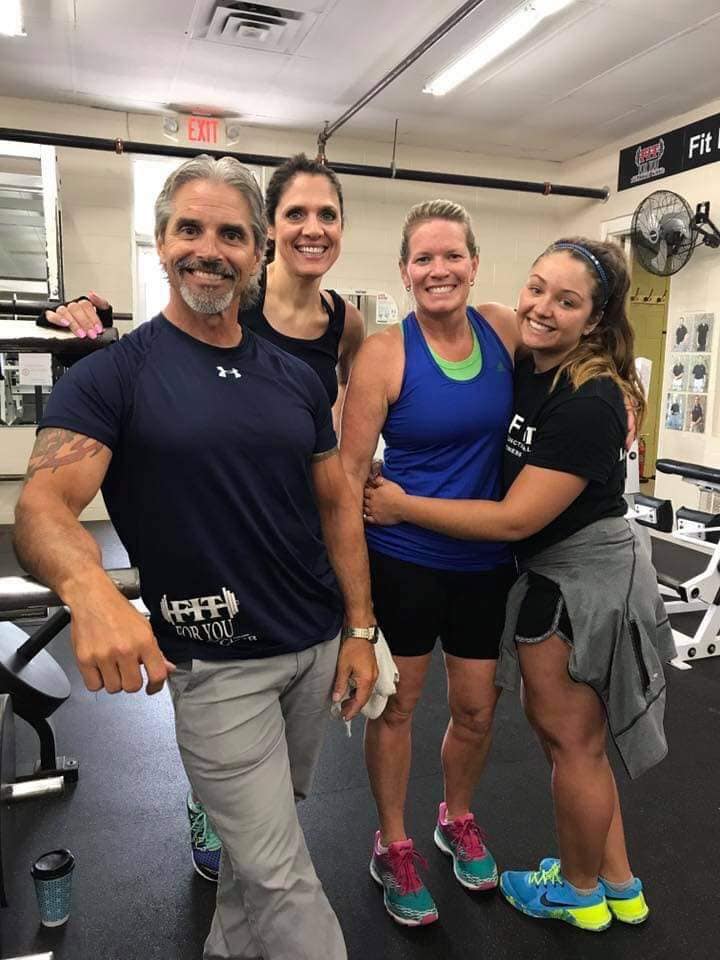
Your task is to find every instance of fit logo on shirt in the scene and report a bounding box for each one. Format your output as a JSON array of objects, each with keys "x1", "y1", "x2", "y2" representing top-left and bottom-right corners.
[
  {"x1": 160, "y1": 588, "x2": 257, "y2": 646},
  {"x1": 217, "y1": 366, "x2": 241, "y2": 379},
  {"x1": 505, "y1": 413, "x2": 536, "y2": 458}
]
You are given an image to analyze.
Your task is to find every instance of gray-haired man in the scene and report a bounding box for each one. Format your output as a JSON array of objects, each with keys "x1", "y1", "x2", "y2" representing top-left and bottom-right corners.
[{"x1": 14, "y1": 155, "x2": 378, "y2": 959}]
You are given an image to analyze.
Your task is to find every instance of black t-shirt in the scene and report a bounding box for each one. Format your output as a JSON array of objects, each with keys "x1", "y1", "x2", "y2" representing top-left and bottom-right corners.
[
  {"x1": 672, "y1": 363, "x2": 684, "y2": 377},
  {"x1": 693, "y1": 363, "x2": 706, "y2": 379},
  {"x1": 40, "y1": 315, "x2": 343, "y2": 663},
  {"x1": 676, "y1": 323, "x2": 687, "y2": 344},
  {"x1": 691, "y1": 403, "x2": 703, "y2": 422},
  {"x1": 504, "y1": 357, "x2": 627, "y2": 558},
  {"x1": 697, "y1": 322, "x2": 709, "y2": 350}
]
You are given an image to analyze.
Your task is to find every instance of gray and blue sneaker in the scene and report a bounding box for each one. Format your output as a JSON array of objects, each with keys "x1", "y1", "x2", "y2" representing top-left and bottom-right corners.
[{"x1": 187, "y1": 793, "x2": 222, "y2": 882}]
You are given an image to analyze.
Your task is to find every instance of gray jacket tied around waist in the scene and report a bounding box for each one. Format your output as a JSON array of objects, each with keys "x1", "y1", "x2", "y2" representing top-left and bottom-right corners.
[{"x1": 495, "y1": 517, "x2": 676, "y2": 779}]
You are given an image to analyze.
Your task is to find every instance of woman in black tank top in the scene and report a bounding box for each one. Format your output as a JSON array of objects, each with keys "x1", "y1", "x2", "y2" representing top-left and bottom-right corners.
[{"x1": 245, "y1": 154, "x2": 365, "y2": 427}]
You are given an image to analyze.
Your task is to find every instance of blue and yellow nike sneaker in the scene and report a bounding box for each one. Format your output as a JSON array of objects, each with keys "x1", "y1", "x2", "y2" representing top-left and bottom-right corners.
[
  {"x1": 539, "y1": 858, "x2": 649, "y2": 924},
  {"x1": 500, "y1": 860, "x2": 612, "y2": 932}
]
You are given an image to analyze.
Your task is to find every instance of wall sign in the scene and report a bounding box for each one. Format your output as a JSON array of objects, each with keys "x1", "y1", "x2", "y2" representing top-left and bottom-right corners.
[{"x1": 618, "y1": 111, "x2": 720, "y2": 191}]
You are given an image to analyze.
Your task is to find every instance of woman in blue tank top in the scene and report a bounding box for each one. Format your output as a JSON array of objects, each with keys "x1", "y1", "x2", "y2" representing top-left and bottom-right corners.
[{"x1": 341, "y1": 200, "x2": 523, "y2": 925}]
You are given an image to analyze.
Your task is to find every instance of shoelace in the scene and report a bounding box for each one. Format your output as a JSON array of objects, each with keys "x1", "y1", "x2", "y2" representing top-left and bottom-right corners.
[
  {"x1": 387, "y1": 846, "x2": 430, "y2": 896},
  {"x1": 529, "y1": 862, "x2": 562, "y2": 888},
  {"x1": 447, "y1": 818, "x2": 487, "y2": 861},
  {"x1": 190, "y1": 807, "x2": 222, "y2": 852}
]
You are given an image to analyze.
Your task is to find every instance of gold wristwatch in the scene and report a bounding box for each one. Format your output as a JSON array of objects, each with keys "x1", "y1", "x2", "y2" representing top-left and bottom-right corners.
[{"x1": 341, "y1": 625, "x2": 379, "y2": 644}]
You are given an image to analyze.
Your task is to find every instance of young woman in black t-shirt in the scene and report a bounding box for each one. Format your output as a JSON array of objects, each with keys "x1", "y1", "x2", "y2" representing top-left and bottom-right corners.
[{"x1": 364, "y1": 238, "x2": 675, "y2": 933}]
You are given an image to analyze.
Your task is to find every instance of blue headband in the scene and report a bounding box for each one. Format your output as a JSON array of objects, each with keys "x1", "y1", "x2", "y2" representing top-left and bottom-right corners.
[{"x1": 551, "y1": 242, "x2": 611, "y2": 307}]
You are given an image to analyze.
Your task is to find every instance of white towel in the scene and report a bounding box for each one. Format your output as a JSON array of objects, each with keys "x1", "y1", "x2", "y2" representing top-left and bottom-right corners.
[{"x1": 330, "y1": 629, "x2": 399, "y2": 733}]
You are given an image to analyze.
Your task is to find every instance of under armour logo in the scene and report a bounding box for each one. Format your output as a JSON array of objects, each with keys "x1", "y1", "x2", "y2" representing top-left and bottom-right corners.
[{"x1": 217, "y1": 366, "x2": 241, "y2": 379}]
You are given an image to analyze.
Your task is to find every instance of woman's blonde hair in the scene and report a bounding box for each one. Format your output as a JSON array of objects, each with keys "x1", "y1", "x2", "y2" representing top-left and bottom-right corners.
[
  {"x1": 399, "y1": 200, "x2": 478, "y2": 263},
  {"x1": 537, "y1": 237, "x2": 646, "y2": 424}
]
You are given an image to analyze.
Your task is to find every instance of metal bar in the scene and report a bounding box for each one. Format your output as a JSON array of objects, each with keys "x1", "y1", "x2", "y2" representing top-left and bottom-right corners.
[
  {"x1": 0, "y1": 300, "x2": 49, "y2": 316},
  {"x1": 16, "y1": 608, "x2": 71, "y2": 662},
  {"x1": 318, "y1": 0, "x2": 488, "y2": 147},
  {"x1": 0, "y1": 301, "x2": 133, "y2": 323},
  {"x1": 6, "y1": 776, "x2": 64, "y2": 803},
  {"x1": 0, "y1": 322, "x2": 118, "y2": 354},
  {"x1": 0, "y1": 126, "x2": 610, "y2": 201},
  {"x1": 0, "y1": 567, "x2": 141, "y2": 612},
  {"x1": 5, "y1": 955, "x2": 55, "y2": 960}
]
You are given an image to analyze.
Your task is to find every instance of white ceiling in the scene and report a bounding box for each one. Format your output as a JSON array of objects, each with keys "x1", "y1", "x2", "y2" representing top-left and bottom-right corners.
[{"x1": 1, "y1": 0, "x2": 720, "y2": 162}]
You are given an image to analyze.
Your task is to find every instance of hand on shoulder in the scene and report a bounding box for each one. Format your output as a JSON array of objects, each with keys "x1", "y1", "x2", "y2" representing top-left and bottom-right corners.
[{"x1": 476, "y1": 301, "x2": 522, "y2": 357}]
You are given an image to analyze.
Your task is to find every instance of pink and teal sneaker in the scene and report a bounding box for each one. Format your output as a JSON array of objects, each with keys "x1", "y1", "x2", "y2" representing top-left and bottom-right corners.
[
  {"x1": 369, "y1": 832, "x2": 439, "y2": 927},
  {"x1": 434, "y1": 802, "x2": 498, "y2": 890}
]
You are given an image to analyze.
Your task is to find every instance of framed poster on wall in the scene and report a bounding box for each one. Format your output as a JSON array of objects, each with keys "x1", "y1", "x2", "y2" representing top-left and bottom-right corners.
[{"x1": 665, "y1": 311, "x2": 713, "y2": 434}]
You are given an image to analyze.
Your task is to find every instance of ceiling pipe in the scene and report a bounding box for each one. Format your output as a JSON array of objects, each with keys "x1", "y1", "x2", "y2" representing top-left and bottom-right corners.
[
  {"x1": 0, "y1": 127, "x2": 609, "y2": 200},
  {"x1": 316, "y1": 0, "x2": 489, "y2": 158}
]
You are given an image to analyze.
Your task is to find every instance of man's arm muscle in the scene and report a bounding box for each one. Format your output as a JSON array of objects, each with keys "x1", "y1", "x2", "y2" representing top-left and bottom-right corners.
[
  {"x1": 14, "y1": 428, "x2": 112, "y2": 594},
  {"x1": 14, "y1": 428, "x2": 171, "y2": 696}
]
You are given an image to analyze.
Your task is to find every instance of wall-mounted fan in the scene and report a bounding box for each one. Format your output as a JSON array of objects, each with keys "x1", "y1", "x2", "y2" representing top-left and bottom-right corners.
[{"x1": 630, "y1": 190, "x2": 720, "y2": 276}]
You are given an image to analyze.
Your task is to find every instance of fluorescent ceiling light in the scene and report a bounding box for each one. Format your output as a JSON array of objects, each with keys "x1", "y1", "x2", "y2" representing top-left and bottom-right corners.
[
  {"x1": 424, "y1": 0, "x2": 577, "y2": 96},
  {"x1": 0, "y1": 0, "x2": 25, "y2": 37}
]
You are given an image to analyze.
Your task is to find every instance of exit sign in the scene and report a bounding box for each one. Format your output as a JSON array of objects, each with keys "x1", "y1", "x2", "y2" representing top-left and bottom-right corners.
[{"x1": 187, "y1": 115, "x2": 220, "y2": 145}]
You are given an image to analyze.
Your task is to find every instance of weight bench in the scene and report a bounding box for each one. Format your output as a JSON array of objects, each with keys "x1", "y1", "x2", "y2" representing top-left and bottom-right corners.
[{"x1": 630, "y1": 459, "x2": 720, "y2": 670}]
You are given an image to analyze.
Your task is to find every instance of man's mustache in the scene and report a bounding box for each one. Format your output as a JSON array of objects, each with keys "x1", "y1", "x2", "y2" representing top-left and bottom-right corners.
[{"x1": 175, "y1": 256, "x2": 238, "y2": 280}]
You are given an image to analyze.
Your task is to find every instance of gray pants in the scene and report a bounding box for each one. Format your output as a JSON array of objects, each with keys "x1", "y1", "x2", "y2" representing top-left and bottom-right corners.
[{"x1": 168, "y1": 636, "x2": 346, "y2": 960}]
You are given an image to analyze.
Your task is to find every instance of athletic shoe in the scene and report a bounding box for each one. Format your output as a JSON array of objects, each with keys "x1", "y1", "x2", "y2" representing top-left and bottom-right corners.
[
  {"x1": 187, "y1": 793, "x2": 222, "y2": 882},
  {"x1": 500, "y1": 860, "x2": 612, "y2": 932},
  {"x1": 433, "y1": 802, "x2": 498, "y2": 890},
  {"x1": 538, "y1": 857, "x2": 649, "y2": 924},
  {"x1": 369, "y1": 832, "x2": 439, "y2": 926}
]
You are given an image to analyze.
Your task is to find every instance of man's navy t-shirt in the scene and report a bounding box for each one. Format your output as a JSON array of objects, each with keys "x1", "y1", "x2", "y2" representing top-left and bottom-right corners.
[{"x1": 41, "y1": 314, "x2": 344, "y2": 662}]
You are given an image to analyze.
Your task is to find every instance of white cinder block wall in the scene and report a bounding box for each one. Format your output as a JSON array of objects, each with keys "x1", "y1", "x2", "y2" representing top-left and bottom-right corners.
[{"x1": 5, "y1": 92, "x2": 720, "y2": 525}]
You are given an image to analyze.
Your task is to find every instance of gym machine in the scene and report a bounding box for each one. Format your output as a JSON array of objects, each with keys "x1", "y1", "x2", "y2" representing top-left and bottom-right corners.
[
  {"x1": 629, "y1": 459, "x2": 720, "y2": 670},
  {"x1": 0, "y1": 568, "x2": 141, "y2": 783}
]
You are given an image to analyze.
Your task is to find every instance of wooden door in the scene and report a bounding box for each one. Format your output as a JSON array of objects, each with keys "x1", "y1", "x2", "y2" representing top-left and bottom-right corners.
[{"x1": 627, "y1": 254, "x2": 670, "y2": 479}]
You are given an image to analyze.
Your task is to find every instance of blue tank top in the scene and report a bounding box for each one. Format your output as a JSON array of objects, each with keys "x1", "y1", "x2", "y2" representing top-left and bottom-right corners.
[{"x1": 365, "y1": 308, "x2": 514, "y2": 571}]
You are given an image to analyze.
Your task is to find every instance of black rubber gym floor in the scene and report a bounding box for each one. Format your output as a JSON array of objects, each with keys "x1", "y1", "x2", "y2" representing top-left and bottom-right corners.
[{"x1": 1, "y1": 523, "x2": 718, "y2": 960}]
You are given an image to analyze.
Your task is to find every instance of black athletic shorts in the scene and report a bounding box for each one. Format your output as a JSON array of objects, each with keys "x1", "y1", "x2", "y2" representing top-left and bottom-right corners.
[
  {"x1": 368, "y1": 548, "x2": 517, "y2": 659},
  {"x1": 515, "y1": 571, "x2": 574, "y2": 645}
]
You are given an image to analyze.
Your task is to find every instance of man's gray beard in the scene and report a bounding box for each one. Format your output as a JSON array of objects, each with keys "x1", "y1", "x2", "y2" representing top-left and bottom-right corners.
[{"x1": 178, "y1": 271, "x2": 261, "y2": 314}]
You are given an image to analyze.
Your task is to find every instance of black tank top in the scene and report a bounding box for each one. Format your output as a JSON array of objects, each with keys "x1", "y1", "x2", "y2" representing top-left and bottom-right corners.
[{"x1": 240, "y1": 269, "x2": 346, "y2": 405}]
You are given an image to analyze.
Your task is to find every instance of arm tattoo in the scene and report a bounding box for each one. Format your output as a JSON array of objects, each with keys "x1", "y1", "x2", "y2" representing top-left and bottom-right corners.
[{"x1": 26, "y1": 428, "x2": 105, "y2": 480}]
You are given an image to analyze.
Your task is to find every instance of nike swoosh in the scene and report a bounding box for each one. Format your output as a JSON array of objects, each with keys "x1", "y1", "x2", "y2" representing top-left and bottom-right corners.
[{"x1": 540, "y1": 892, "x2": 583, "y2": 909}]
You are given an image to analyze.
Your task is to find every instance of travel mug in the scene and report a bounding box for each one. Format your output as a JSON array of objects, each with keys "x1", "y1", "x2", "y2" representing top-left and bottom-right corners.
[{"x1": 31, "y1": 849, "x2": 75, "y2": 927}]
